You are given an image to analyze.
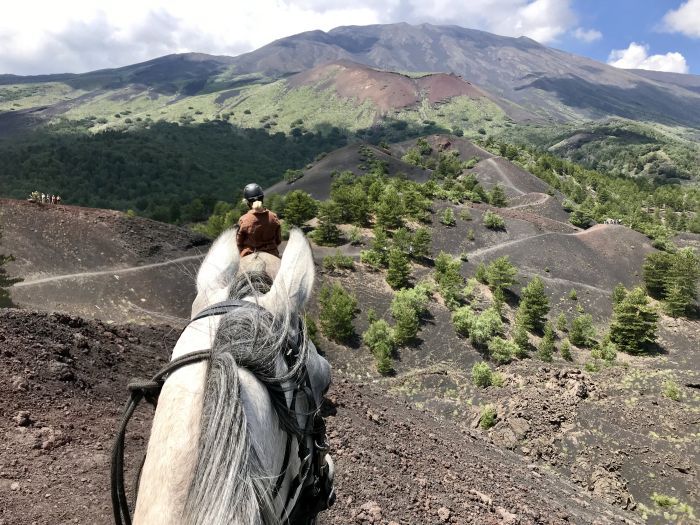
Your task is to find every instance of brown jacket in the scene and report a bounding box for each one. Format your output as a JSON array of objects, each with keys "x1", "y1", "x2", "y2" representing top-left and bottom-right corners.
[{"x1": 237, "y1": 208, "x2": 282, "y2": 257}]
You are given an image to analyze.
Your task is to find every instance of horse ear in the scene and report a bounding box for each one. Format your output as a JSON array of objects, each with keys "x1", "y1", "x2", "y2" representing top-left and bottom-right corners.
[
  {"x1": 259, "y1": 228, "x2": 315, "y2": 314},
  {"x1": 196, "y1": 227, "x2": 240, "y2": 294}
]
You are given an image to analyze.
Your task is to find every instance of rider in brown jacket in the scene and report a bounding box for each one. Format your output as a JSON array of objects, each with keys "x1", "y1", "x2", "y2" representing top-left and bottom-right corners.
[{"x1": 237, "y1": 183, "x2": 282, "y2": 257}]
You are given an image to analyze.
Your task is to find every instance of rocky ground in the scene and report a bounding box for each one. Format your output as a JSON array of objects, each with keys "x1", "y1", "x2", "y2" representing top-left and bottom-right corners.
[{"x1": 1, "y1": 309, "x2": 641, "y2": 525}]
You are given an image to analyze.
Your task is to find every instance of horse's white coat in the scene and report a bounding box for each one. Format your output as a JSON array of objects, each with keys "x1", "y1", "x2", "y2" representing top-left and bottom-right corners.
[{"x1": 134, "y1": 227, "x2": 317, "y2": 524}]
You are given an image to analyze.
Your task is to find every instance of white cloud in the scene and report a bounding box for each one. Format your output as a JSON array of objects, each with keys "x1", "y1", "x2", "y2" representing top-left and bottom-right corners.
[
  {"x1": 573, "y1": 27, "x2": 602, "y2": 43},
  {"x1": 608, "y1": 42, "x2": 689, "y2": 74},
  {"x1": 662, "y1": 0, "x2": 700, "y2": 38},
  {"x1": 0, "y1": 0, "x2": 581, "y2": 75}
]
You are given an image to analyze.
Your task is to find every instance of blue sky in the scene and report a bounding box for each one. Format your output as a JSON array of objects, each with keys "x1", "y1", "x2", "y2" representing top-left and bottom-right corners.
[
  {"x1": 562, "y1": 0, "x2": 699, "y2": 74},
  {"x1": 0, "y1": 0, "x2": 698, "y2": 75}
]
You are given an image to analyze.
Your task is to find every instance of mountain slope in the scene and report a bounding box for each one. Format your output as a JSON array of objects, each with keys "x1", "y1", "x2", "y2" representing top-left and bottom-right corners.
[{"x1": 231, "y1": 23, "x2": 700, "y2": 127}]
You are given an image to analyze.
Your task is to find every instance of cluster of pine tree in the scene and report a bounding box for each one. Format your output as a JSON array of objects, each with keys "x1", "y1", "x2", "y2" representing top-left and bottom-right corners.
[{"x1": 643, "y1": 248, "x2": 700, "y2": 317}]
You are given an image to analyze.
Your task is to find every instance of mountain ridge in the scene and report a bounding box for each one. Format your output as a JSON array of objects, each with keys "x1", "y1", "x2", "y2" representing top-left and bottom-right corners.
[{"x1": 2, "y1": 23, "x2": 700, "y2": 128}]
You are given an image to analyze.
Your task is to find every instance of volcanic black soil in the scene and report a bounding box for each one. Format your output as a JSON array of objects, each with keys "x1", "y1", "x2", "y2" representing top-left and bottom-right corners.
[{"x1": 1, "y1": 309, "x2": 640, "y2": 525}]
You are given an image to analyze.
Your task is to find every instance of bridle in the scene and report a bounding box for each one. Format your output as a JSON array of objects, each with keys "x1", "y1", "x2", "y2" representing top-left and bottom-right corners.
[{"x1": 110, "y1": 298, "x2": 334, "y2": 525}]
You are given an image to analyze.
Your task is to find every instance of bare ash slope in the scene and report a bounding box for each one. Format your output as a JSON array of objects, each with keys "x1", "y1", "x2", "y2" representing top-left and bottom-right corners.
[
  {"x1": 0, "y1": 199, "x2": 207, "y2": 323},
  {"x1": 0, "y1": 309, "x2": 638, "y2": 525},
  {"x1": 267, "y1": 142, "x2": 431, "y2": 201}
]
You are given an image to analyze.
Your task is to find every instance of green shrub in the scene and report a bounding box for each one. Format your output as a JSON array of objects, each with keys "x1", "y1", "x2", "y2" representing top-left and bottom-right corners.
[
  {"x1": 349, "y1": 226, "x2": 362, "y2": 245},
  {"x1": 650, "y1": 493, "x2": 679, "y2": 508},
  {"x1": 480, "y1": 405, "x2": 497, "y2": 429},
  {"x1": 363, "y1": 319, "x2": 395, "y2": 375},
  {"x1": 662, "y1": 380, "x2": 681, "y2": 401},
  {"x1": 488, "y1": 337, "x2": 517, "y2": 364},
  {"x1": 491, "y1": 372, "x2": 505, "y2": 387},
  {"x1": 556, "y1": 313, "x2": 568, "y2": 332},
  {"x1": 483, "y1": 210, "x2": 506, "y2": 230},
  {"x1": 469, "y1": 307, "x2": 504, "y2": 347},
  {"x1": 318, "y1": 283, "x2": 357, "y2": 343},
  {"x1": 475, "y1": 262, "x2": 487, "y2": 284},
  {"x1": 360, "y1": 249, "x2": 383, "y2": 270},
  {"x1": 459, "y1": 208, "x2": 473, "y2": 221},
  {"x1": 322, "y1": 252, "x2": 355, "y2": 272},
  {"x1": 452, "y1": 306, "x2": 476, "y2": 337},
  {"x1": 391, "y1": 286, "x2": 430, "y2": 345},
  {"x1": 440, "y1": 207, "x2": 456, "y2": 226},
  {"x1": 435, "y1": 252, "x2": 464, "y2": 309},
  {"x1": 471, "y1": 362, "x2": 492, "y2": 387},
  {"x1": 560, "y1": 338, "x2": 573, "y2": 361},
  {"x1": 591, "y1": 340, "x2": 617, "y2": 364},
  {"x1": 568, "y1": 288, "x2": 578, "y2": 301}
]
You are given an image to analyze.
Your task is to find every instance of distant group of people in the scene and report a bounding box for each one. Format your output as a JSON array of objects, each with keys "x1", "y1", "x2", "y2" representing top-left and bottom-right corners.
[
  {"x1": 29, "y1": 191, "x2": 62, "y2": 204},
  {"x1": 603, "y1": 218, "x2": 622, "y2": 225}
]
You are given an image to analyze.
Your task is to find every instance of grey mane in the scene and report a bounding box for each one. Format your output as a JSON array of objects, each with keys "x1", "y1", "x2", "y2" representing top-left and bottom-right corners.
[{"x1": 184, "y1": 270, "x2": 310, "y2": 525}]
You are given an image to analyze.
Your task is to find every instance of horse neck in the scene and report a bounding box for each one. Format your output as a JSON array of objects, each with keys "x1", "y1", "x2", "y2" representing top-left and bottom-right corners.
[{"x1": 133, "y1": 317, "x2": 220, "y2": 524}]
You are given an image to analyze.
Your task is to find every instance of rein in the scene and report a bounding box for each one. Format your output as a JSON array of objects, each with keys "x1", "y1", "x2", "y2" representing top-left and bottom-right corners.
[{"x1": 110, "y1": 299, "x2": 262, "y2": 525}]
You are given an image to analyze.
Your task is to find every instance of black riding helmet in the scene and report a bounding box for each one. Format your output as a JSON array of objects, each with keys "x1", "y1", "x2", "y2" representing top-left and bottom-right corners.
[{"x1": 243, "y1": 183, "x2": 264, "y2": 203}]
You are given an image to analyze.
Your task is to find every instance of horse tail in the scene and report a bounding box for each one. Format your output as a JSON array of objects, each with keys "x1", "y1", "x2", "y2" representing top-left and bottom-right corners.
[{"x1": 184, "y1": 351, "x2": 278, "y2": 525}]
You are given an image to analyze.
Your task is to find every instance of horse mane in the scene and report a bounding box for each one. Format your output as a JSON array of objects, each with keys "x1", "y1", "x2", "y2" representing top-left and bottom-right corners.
[{"x1": 184, "y1": 270, "x2": 310, "y2": 525}]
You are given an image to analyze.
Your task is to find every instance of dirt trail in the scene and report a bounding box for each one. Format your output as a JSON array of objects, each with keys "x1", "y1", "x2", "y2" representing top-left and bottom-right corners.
[
  {"x1": 13, "y1": 254, "x2": 204, "y2": 288},
  {"x1": 507, "y1": 192, "x2": 550, "y2": 209},
  {"x1": 468, "y1": 232, "x2": 554, "y2": 258},
  {"x1": 484, "y1": 157, "x2": 526, "y2": 195}
]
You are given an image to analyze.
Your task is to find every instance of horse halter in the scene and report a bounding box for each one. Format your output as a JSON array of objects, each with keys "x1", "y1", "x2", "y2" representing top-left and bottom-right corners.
[{"x1": 110, "y1": 299, "x2": 302, "y2": 525}]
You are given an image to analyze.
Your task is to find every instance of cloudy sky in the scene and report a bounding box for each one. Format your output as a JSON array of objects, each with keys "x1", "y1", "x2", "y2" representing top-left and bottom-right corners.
[{"x1": 1, "y1": 0, "x2": 698, "y2": 76}]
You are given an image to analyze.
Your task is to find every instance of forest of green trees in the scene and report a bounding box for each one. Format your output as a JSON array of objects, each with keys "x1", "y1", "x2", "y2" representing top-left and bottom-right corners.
[{"x1": 0, "y1": 120, "x2": 346, "y2": 222}]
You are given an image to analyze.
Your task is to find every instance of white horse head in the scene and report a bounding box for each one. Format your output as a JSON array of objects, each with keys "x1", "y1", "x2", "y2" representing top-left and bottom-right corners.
[{"x1": 133, "y1": 227, "x2": 328, "y2": 525}]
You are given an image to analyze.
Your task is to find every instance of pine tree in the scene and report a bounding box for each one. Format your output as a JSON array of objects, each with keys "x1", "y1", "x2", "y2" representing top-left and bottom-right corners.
[
  {"x1": 643, "y1": 251, "x2": 673, "y2": 298},
  {"x1": 609, "y1": 287, "x2": 658, "y2": 354},
  {"x1": 485, "y1": 256, "x2": 518, "y2": 293},
  {"x1": 570, "y1": 313, "x2": 596, "y2": 347},
  {"x1": 283, "y1": 190, "x2": 317, "y2": 226},
  {"x1": 313, "y1": 201, "x2": 342, "y2": 246},
  {"x1": 488, "y1": 184, "x2": 508, "y2": 207},
  {"x1": 518, "y1": 277, "x2": 549, "y2": 332},
  {"x1": 318, "y1": 283, "x2": 357, "y2": 343},
  {"x1": 371, "y1": 226, "x2": 390, "y2": 267},
  {"x1": 537, "y1": 322, "x2": 555, "y2": 362},
  {"x1": 663, "y1": 248, "x2": 700, "y2": 317},
  {"x1": 386, "y1": 249, "x2": 411, "y2": 289},
  {"x1": 612, "y1": 283, "x2": 627, "y2": 306},
  {"x1": 411, "y1": 227, "x2": 432, "y2": 259},
  {"x1": 435, "y1": 252, "x2": 464, "y2": 309},
  {"x1": 513, "y1": 316, "x2": 531, "y2": 358},
  {"x1": 375, "y1": 186, "x2": 405, "y2": 229}
]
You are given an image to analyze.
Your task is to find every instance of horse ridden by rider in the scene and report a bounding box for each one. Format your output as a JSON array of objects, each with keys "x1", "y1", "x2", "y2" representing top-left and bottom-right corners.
[{"x1": 112, "y1": 224, "x2": 335, "y2": 524}]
